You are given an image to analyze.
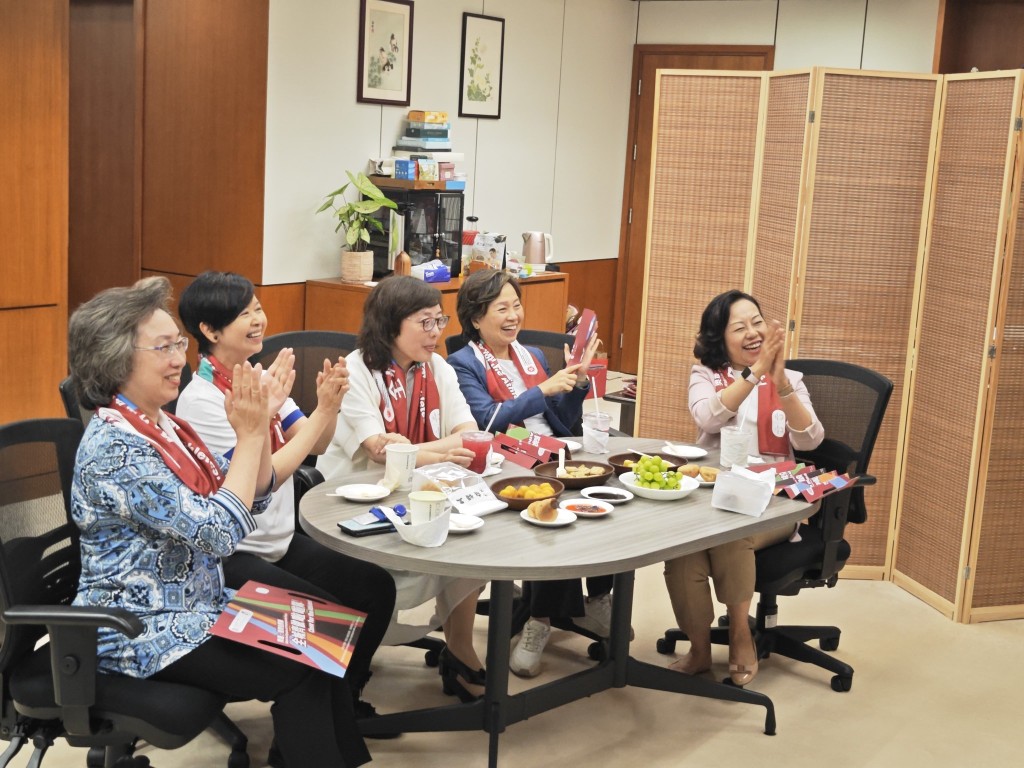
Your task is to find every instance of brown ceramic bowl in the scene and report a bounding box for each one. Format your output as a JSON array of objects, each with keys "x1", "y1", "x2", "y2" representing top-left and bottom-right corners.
[
  {"x1": 490, "y1": 476, "x2": 565, "y2": 511},
  {"x1": 533, "y1": 460, "x2": 614, "y2": 490},
  {"x1": 607, "y1": 452, "x2": 679, "y2": 476}
]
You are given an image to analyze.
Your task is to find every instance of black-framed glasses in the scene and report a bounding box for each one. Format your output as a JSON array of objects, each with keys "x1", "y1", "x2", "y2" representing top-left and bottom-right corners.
[
  {"x1": 135, "y1": 337, "x2": 189, "y2": 357},
  {"x1": 413, "y1": 315, "x2": 450, "y2": 332}
]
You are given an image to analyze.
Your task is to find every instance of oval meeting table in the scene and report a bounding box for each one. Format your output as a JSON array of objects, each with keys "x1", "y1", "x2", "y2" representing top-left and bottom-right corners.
[{"x1": 300, "y1": 436, "x2": 812, "y2": 767}]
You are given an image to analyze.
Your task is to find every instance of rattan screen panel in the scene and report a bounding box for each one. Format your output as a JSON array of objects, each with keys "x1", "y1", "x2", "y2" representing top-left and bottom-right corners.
[
  {"x1": 895, "y1": 75, "x2": 1019, "y2": 603},
  {"x1": 971, "y1": 127, "x2": 1024, "y2": 610},
  {"x1": 750, "y1": 72, "x2": 813, "y2": 323},
  {"x1": 795, "y1": 72, "x2": 940, "y2": 568},
  {"x1": 637, "y1": 73, "x2": 763, "y2": 440}
]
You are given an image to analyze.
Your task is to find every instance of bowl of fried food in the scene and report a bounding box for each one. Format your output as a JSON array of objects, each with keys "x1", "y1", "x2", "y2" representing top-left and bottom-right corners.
[
  {"x1": 607, "y1": 452, "x2": 677, "y2": 477},
  {"x1": 491, "y1": 477, "x2": 565, "y2": 511},
  {"x1": 533, "y1": 460, "x2": 614, "y2": 490}
]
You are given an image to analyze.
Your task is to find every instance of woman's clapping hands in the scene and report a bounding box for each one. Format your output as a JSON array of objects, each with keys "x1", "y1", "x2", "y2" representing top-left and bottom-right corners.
[{"x1": 226, "y1": 362, "x2": 271, "y2": 440}]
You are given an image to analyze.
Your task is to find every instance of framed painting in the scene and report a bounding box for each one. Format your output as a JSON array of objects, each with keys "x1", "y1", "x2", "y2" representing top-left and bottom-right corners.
[
  {"x1": 459, "y1": 12, "x2": 504, "y2": 119},
  {"x1": 357, "y1": 0, "x2": 414, "y2": 106}
]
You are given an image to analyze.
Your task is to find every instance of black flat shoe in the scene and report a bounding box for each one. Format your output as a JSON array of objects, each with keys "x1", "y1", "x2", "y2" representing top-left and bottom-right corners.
[{"x1": 438, "y1": 646, "x2": 486, "y2": 703}]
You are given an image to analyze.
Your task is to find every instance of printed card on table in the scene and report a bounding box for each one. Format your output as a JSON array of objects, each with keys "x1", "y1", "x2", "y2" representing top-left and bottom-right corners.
[
  {"x1": 211, "y1": 580, "x2": 365, "y2": 678},
  {"x1": 492, "y1": 428, "x2": 567, "y2": 469}
]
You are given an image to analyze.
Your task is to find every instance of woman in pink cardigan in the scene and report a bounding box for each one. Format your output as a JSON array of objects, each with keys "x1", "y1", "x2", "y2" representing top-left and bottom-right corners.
[{"x1": 664, "y1": 290, "x2": 824, "y2": 686}]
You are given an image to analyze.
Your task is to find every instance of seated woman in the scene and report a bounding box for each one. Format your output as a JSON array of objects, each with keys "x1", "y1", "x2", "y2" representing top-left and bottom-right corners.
[
  {"x1": 67, "y1": 277, "x2": 369, "y2": 768},
  {"x1": 664, "y1": 289, "x2": 824, "y2": 686},
  {"x1": 448, "y1": 269, "x2": 611, "y2": 678},
  {"x1": 175, "y1": 271, "x2": 397, "y2": 722},
  {"x1": 318, "y1": 275, "x2": 486, "y2": 702}
]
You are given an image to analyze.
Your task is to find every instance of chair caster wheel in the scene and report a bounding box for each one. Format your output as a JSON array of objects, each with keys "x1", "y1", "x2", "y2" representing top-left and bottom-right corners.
[
  {"x1": 831, "y1": 674, "x2": 852, "y2": 692},
  {"x1": 424, "y1": 648, "x2": 440, "y2": 667},
  {"x1": 587, "y1": 641, "x2": 607, "y2": 661},
  {"x1": 655, "y1": 637, "x2": 675, "y2": 655},
  {"x1": 819, "y1": 636, "x2": 840, "y2": 651},
  {"x1": 227, "y1": 750, "x2": 251, "y2": 768}
]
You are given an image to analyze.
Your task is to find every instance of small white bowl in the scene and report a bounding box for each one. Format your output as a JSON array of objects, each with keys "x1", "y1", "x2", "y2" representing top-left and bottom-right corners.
[
  {"x1": 558, "y1": 497, "x2": 613, "y2": 518},
  {"x1": 580, "y1": 486, "x2": 634, "y2": 505},
  {"x1": 619, "y1": 472, "x2": 699, "y2": 500}
]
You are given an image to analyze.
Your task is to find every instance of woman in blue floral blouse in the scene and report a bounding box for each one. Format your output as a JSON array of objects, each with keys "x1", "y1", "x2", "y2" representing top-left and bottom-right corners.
[{"x1": 67, "y1": 276, "x2": 370, "y2": 768}]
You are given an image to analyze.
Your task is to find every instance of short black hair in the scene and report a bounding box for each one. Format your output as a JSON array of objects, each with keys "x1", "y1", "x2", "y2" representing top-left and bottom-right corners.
[
  {"x1": 456, "y1": 270, "x2": 521, "y2": 344},
  {"x1": 358, "y1": 276, "x2": 442, "y2": 371},
  {"x1": 693, "y1": 289, "x2": 762, "y2": 370},
  {"x1": 178, "y1": 271, "x2": 255, "y2": 355}
]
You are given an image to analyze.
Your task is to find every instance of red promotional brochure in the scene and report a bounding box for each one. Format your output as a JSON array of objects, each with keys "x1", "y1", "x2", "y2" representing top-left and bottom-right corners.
[
  {"x1": 568, "y1": 308, "x2": 597, "y2": 366},
  {"x1": 211, "y1": 580, "x2": 366, "y2": 679},
  {"x1": 492, "y1": 427, "x2": 568, "y2": 469}
]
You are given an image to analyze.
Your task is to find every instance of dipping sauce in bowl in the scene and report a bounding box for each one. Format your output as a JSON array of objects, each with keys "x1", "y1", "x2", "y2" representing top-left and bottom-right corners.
[{"x1": 558, "y1": 497, "x2": 613, "y2": 518}]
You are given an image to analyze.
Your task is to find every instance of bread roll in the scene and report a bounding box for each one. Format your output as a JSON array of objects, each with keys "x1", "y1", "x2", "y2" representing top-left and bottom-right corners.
[
  {"x1": 679, "y1": 464, "x2": 700, "y2": 478},
  {"x1": 527, "y1": 498, "x2": 558, "y2": 522},
  {"x1": 699, "y1": 466, "x2": 719, "y2": 483}
]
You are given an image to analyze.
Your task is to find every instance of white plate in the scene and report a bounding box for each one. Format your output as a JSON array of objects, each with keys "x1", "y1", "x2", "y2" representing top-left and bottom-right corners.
[
  {"x1": 489, "y1": 452, "x2": 505, "y2": 467},
  {"x1": 580, "y1": 486, "x2": 635, "y2": 505},
  {"x1": 519, "y1": 508, "x2": 577, "y2": 527},
  {"x1": 562, "y1": 440, "x2": 582, "y2": 453},
  {"x1": 479, "y1": 465, "x2": 502, "y2": 478},
  {"x1": 620, "y1": 472, "x2": 700, "y2": 501},
  {"x1": 661, "y1": 443, "x2": 709, "y2": 460},
  {"x1": 448, "y1": 513, "x2": 484, "y2": 533},
  {"x1": 558, "y1": 497, "x2": 613, "y2": 518},
  {"x1": 327, "y1": 484, "x2": 392, "y2": 502}
]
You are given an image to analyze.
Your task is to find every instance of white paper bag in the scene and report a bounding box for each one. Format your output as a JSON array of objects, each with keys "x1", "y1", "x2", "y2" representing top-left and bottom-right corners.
[{"x1": 711, "y1": 466, "x2": 774, "y2": 517}]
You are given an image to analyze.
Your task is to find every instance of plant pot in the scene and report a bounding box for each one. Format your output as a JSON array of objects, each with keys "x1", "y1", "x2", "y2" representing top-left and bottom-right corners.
[{"x1": 340, "y1": 250, "x2": 373, "y2": 283}]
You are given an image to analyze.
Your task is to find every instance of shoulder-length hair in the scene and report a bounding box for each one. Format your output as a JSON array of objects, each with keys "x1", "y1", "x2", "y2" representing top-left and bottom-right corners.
[
  {"x1": 178, "y1": 271, "x2": 255, "y2": 355},
  {"x1": 358, "y1": 276, "x2": 443, "y2": 371},
  {"x1": 68, "y1": 276, "x2": 174, "y2": 409},
  {"x1": 456, "y1": 269, "x2": 521, "y2": 344},
  {"x1": 693, "y1": 289, "x2": 762, "y2": 370}
]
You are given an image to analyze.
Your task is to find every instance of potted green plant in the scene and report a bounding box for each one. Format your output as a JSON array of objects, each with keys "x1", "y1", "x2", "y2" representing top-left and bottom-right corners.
[{"x1": 317, "y1": 171, "x2": 397, "y2": 281}]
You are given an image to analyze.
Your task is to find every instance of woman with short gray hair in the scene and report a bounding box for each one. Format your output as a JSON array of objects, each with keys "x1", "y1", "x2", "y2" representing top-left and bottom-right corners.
[{"x1": 68, "y1": 276, "x2": 371, "y2": 768}]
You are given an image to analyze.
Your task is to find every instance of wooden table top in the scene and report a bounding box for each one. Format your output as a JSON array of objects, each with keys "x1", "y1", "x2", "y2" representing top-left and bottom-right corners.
[{"x1": 299, "y1": 436, "x2": 810, "y2": 581}]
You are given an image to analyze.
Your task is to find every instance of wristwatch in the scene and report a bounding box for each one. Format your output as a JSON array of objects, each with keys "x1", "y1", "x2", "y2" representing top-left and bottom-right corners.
[{"x1": 740, "y1": 367, "x2": 759, "y2": 385}]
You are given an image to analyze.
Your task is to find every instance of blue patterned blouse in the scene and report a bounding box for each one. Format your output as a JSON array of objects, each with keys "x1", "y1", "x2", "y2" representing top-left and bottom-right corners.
[{"x1": 71, "y1": 413, "x2": 271, "y2": 679}]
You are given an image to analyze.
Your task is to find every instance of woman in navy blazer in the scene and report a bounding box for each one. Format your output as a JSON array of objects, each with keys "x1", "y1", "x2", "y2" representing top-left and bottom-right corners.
[{"x1": 450, "y1": 269, "x2": 611, "y2": 679}]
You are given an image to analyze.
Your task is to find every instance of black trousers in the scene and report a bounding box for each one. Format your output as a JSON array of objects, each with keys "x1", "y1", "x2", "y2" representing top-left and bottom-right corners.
[
  {"x1": 528, "y1": 575, "x2": 614, "y2": 618},
  {"x1": 154, "y1": 635, "x2": 370, "y2": 768},
  {"x1": 223, "y1": 534, "x2": 396, "y2": 694}
]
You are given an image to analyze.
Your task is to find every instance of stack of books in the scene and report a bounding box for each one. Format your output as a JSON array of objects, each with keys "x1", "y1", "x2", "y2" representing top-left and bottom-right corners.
[
  {"x1": 391, "y1": 109, "x2": 465, "y2": 189},
  {"x1": 395, "y1": 110, "x2": 452, "y2": 151}
]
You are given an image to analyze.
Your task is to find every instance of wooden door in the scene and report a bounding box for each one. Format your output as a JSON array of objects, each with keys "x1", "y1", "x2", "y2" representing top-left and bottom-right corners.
[{"x1": 611, "y1": 45, "x2": 774, "y2": 374}]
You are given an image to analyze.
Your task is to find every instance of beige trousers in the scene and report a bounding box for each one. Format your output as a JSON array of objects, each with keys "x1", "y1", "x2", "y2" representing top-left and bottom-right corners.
[{"x1": 663, "y1": 525, "x2": 794, "y2": 637}]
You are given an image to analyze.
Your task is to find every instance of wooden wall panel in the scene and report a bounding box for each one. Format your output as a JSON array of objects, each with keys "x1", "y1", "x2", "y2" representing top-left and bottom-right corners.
[
  {"x1": 795, "y1": 72, "x2": 940, "y2": 570},
  {"x1": 636, "y1": 72, "x2": 763, "y2": 441},
  {"x1": 894, "y1": 74, "x2": 1020, "y2": 606},
  {"x1": 68, "y1": 0, "x2": 138, "y2": 312},
  {"x1": 0, "y1": 307, "x2": 65, "y2": 421},
  {"x1": 140, "y1": 0, "x2": 268, "y2": 278},
  {"x1": 560, "y1": 260, "x2": 616, "y2": 340},
  {"x1": 0, "y1": 0, "x2": 67, "y2": 310}
]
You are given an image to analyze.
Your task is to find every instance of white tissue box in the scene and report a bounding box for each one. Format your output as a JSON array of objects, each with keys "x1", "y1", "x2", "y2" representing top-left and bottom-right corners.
[{"x1": 711, "y1": 466, "x2": 774, "y2": 517}]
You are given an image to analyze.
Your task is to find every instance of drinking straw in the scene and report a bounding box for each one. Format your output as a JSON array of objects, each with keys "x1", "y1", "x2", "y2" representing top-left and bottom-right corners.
[
  {"x1": 483, "y1": 401, "x2": 502, "y2": 434},
  {"x1": 590, "y1": 375, "x2": 601, "y2": 413}
]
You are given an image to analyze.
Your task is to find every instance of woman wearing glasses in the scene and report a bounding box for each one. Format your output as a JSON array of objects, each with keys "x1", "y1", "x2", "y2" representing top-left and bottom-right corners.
[
  {"x1": 175, "y1": 271, "x2": 397, "y2": 730},
  {"x1": 319, "y1": 275, "x2": 486, "y2": 703},
  {"x1": 67, "y1": 277, "x2": 370, "y2": 768}
]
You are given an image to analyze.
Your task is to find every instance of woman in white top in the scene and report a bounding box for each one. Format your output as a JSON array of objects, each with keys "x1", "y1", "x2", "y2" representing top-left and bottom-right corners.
[
  {"x1": 320, "y1": 276, "x2": 486, "y2": 703},
  {"x1": 664, "y1": 289, "x2": 824, "y2": 687}
]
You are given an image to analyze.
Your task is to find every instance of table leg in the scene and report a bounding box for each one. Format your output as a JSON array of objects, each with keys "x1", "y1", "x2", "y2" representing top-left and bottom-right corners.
[{"x1": 484, "y1": 580, "x2": 514, "y2": 768}]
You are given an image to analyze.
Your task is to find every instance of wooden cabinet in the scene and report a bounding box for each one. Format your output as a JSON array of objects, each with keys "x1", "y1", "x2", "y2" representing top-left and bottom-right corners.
[{"x1": 304, "y1": 273, "x2": 570, "y2": 355}]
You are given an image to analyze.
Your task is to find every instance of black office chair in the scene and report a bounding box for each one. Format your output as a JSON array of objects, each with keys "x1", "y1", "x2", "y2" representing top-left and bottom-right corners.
[
  {"x1": 656, "y1": 359, "x2": 893, "y2": 692},
  {"x1": 0, "y1": 418, "x2": 249, "y2": 768},
  {"x1": 59, "y1": 365, "x2": 193, "y2": 424}
]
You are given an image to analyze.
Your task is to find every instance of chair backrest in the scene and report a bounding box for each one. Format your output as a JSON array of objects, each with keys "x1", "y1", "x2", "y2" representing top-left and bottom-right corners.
[
  {"x1": 249, "y1": 331, "x2": 358, "y2": 417},
  {"x1": 445, "y1": 330, "x2": 573, "y2": 376},
  {"x1": 0, "y1": 418, "x2": 84, "y2": 670},
  {"x1": 60, "y1": 366, "x2": 193, "y2": 423}
]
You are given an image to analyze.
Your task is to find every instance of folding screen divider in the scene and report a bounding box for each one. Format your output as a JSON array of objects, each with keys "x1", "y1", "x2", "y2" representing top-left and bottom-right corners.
[
  {"x1": 635, "y1": 71, "x2": 764, "y2": 442},
  {"x1": 893, "y1": 72, "x2": 1024, "y2": 623}
]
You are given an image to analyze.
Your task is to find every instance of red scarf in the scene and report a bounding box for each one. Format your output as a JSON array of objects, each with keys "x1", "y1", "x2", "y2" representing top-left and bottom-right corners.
[
  {"x1": 470, "y1": 340, "x2": 548, "y2": 402},
  {"x1": 200, "y1": 355, "x2": 287, "y2": 453},
  {"x1": 712, "y1": 368, "x2": 790, "y2": 456},
  {"x1": 375, "y1": 361, "x2": 441, "y2": 443},
  {"x1": 106, "y1": 395, "x2": 224, "y2": 495}
]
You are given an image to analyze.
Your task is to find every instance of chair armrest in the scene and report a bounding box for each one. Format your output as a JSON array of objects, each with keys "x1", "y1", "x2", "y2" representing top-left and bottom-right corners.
[
  {"x1": 294, "y1": 465, "x2": 325, "y2": 501},
  {"x1": 3, "y1": 604, "x2": 142, "y2": 637}
]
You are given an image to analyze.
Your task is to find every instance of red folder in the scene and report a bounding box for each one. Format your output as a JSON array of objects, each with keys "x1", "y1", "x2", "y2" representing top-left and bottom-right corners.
[
  {"x1": 210, "y1": 580, "x2": 366, "y2": 679},
  {"x1": 568, "y1": 308, "x2": 597, "y2": 366}
]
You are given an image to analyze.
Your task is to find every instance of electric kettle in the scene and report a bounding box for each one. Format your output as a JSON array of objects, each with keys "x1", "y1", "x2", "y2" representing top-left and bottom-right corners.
[{"x1": 522, "y1": 232, "x2": 554, "y2": 264}]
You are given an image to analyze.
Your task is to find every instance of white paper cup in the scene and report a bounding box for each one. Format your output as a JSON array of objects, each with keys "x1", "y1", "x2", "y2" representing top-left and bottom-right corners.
[
  {"x1": 719, "y1": 425, "x2": 749, "y2": 468},
  {"x1": 582, "y1": 412, "x2": 611, "y2": 453},
  {"x1": 384, "y1": 444, "x2": 418, "y2": 491},
  {"x1": 408, "y1": 490, "x2": 448, "y2": 525}
]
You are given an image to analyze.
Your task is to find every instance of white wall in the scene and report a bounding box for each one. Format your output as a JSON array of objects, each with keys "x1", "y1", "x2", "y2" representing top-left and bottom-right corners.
[{"x1": 262, "y1": 0, "x2": 940, "y2": 284}]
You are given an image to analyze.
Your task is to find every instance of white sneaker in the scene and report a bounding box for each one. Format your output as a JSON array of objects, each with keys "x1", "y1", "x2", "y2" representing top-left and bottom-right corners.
[
  {"x1": 574, "y1": 594, "x2": 635, "y2": 640},
  {"x1": 510, "y1": 619, "x2": 551, "y2": 678}
]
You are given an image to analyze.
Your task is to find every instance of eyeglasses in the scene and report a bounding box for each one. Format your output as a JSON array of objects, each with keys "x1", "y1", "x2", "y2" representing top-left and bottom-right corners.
[
  {"x1": 412, "y1": 315, "x2": 450, "y2": 332},
  {"x1": 135, "y1": 337, "x2": 189, "y2": 357}
]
